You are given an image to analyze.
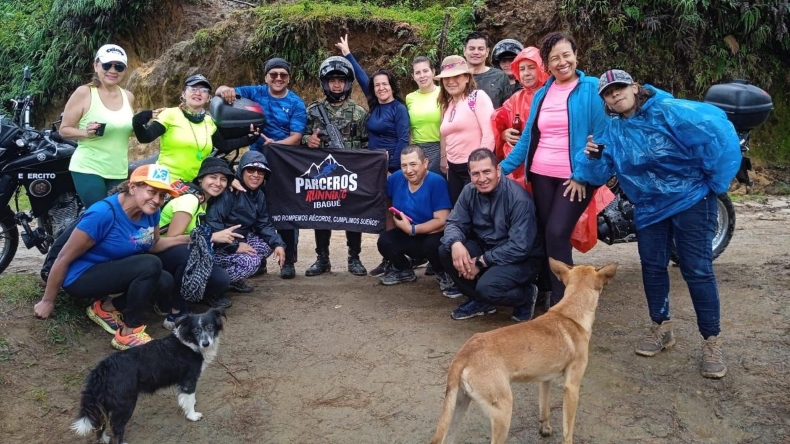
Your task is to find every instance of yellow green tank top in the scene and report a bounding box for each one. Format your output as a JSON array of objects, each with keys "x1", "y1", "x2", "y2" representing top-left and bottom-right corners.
[{"x1": 69, "y1": 86, "x2": 133, "y2": 179}]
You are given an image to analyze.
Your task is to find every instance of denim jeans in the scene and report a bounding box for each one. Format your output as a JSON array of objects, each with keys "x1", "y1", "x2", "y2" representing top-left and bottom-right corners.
[{"x1": 636, "y1": 192, "x2": 721, "y2": 338}]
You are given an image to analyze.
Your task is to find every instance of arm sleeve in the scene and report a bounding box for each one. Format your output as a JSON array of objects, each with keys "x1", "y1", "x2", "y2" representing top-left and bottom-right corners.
[
  {"x1": 302, "y1": 107, "x2": 318, "y2": 145},
  {"x1": 212, "y1": 131, "x2": 258, "y2": 154},
  {"x1": 345, "y1": 53, "x2": 370, "y2": 97},
  {"x1": 483, "y1": 194, "x2": 534, "y2": 265},
  {"x1": 234, "y1": 86, "x2": 257, "y2": 100},
  {"x1": 393, "y1": 104, "x2": 411, "y2": 160},
  {"x1": 133, "y1": 119, "x2": 166, "y2": 144},
  {"x1": 440, "y1": 188, "x2": 473, "y2": 249},
  {"x1": 473, "y1": 91, "x2": 496, "y2": 150},
  {"x1": 570, "y1": 88, "x2": 608, "y2": 183},
  {"x1": 255, "y1": 197, "x2": 286, "y2": 248},
  {"x1": 205, "y1": 194, "x2": 239, "y2": 254}
]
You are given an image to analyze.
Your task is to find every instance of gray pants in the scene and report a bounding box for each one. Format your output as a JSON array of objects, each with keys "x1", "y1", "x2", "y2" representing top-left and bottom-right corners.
[{"x1": 417, "y1": 142, "x2": 443, "y2": 177}]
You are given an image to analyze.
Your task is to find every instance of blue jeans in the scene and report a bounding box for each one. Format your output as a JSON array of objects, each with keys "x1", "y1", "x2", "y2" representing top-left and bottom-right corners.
[{"x1": 636, "y1": 192, "x2": 721, "y2": 338}]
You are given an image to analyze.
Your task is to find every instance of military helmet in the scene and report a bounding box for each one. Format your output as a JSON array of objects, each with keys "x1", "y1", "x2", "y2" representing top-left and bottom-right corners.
[{"x1": 319, "y1": 56, "x2": 355, "y2": 102}]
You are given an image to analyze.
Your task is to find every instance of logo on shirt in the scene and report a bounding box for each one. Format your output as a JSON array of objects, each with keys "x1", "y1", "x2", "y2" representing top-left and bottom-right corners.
[
  {"x1": 294, "y1": 154, "x2": 358, "y2": 209},
  {"x1": 130, "y1": 227, "x2": 155, "y2": 251}
]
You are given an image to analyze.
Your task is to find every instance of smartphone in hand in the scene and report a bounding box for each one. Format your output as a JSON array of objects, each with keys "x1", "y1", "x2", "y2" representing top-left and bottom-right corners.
[{"x1": 388, "y1": 206, "x2": 413, "y2": 223}]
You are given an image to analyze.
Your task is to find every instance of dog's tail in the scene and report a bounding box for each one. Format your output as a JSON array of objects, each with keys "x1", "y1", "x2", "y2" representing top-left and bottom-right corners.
[
  {"x1": 70, "y1": 366, "x2": 107, "y2": 436},
  {"x1": 429, "y1": 359, "x2": 464, "y2": 444}
]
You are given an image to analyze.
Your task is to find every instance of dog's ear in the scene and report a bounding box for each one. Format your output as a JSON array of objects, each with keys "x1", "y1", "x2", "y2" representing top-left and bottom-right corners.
[
  {"x1": 549, "y1": 258, "x2": 573, "y2": 284},
  {"x1": 174, "y1": 313, "x2": 192, "y2": 329},
  {"x1": 211, "y1": 307, "x2": 227, "y2": 319},
  {"x1": 596, "y1": 262, "x2": 618, "y2": 287}
]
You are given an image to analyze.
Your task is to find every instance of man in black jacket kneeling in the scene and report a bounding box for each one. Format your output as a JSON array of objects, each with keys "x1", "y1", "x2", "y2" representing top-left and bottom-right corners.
[{"x1": 440, "y1": 148, "x2": 543, "y2": 322}]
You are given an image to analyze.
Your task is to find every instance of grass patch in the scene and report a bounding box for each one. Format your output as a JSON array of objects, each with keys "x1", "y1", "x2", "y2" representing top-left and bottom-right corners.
[
  {"x1": 61, "y1": 368, "x2": 87, "y2": 387},
  {"x1": 28, "y1": 387, "x2": 48, "y2": 408},
  {"x1": 0, "y1": 274, "x2": 42, "y2": 305}
]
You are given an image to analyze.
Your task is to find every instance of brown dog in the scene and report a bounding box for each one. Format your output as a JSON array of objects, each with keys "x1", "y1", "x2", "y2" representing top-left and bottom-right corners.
[{"x1": 429, "y1": 258, "x2": 618, "y2": 444}]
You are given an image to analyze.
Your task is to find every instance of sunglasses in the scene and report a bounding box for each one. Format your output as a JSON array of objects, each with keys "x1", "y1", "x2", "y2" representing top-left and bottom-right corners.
[
  {"x1": 186, "y1": 85, "x2": 210, "y2": 94},
  {"x1": 268, "y1": 72, "x2": 289, "y2": 80},
  {"x1": 245, "y1": 167, "x2": 268, "y2": 176},
  {"x1": 100, "y1": 62, "x2": 126, "y2": 72}
]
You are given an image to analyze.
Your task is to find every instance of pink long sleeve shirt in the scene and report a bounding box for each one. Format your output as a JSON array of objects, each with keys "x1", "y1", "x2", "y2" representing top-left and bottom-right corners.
[{"x1": 440, "y1": 89, "x2": 496, "y2": 164}]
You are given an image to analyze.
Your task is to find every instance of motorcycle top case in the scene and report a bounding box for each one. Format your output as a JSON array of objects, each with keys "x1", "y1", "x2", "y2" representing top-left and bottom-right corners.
[
  {"x1": 703, "y1": 80, "x2": 773, "y2": 132},
  {"x1": 209, "y1": 96, "x2": 266, "y2": 139}
]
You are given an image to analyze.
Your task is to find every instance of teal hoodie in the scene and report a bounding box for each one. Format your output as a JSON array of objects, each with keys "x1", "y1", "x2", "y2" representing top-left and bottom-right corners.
[{"x1": 500, "y1": 69, "x2": 607, "y2": 183}]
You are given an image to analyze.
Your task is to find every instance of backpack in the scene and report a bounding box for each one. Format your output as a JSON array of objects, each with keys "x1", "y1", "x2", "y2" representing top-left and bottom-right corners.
[{"x1": 41, "y1": 200, "x2": 116, "y2": 282}]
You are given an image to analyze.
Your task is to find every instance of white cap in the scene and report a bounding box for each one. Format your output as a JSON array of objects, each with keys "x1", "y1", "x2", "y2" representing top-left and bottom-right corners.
[{"x1": 96, "y1": 44, "x2": 127, "y2": 65}]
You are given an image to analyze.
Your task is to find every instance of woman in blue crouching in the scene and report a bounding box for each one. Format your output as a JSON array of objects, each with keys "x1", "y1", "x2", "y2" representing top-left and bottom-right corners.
[
  {"x1": 207, "y1": 150, "x2": 286, "y2": 292},
  {"x1": 583, "y1": 69, "x2": 740, "y2": 380}
]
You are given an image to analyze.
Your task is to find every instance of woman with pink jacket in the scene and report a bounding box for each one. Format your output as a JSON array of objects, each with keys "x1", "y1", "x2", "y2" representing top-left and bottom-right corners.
[{"x1": 436, "y1": 55, "x2": 495, "y2": 204}]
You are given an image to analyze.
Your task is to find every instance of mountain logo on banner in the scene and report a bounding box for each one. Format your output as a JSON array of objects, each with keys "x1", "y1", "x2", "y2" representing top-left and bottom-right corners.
[
  {"x1": 295, "y1": 154, "x2": 359, "y2": 208},
  {"x1": 302, "y1": 154, "x2": 353, "y2": 179}
]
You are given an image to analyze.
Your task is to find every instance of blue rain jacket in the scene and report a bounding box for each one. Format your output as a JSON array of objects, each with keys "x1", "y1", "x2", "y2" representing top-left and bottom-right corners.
[{"x1": 582, "y1": 85, "x2": 740, "y2": 230}]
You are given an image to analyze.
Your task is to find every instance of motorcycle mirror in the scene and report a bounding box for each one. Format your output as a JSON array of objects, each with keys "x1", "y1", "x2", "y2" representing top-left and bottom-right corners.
[{"x1": 23, "y1": 66, "x2": 31, "y2": 81}]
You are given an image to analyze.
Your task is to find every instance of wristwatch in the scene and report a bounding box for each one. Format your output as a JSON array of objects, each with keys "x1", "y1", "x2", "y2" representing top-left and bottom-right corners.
[{"x1": 475, "y1": 255, "x2": 487, "y2": 270}]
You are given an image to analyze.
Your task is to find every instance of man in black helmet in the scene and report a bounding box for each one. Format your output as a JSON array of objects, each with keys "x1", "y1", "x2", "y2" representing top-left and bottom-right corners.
[
  {"x1": 492, "y1": 38, "x2": 525, "y2": 99},
  {"x1": 302, "y1": 56, "x2": 369, "y2": 277}
]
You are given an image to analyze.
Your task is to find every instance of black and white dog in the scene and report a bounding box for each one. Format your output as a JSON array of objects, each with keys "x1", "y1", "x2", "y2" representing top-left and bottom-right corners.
[{"x1": 71, "y1": 308, "x2": 225, "y2": 443}]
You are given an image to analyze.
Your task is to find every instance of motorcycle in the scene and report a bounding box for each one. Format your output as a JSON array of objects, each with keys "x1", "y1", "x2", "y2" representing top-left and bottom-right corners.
[
  {"x1": 595, "y1": 80, "x2": 773, "y2": 262},
  {"x1": 0, "y1": 67, "x2": 82, "y2": 275}
]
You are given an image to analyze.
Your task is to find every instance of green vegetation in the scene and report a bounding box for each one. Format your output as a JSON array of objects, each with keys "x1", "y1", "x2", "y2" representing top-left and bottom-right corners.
[
  {"x1": 0, "y1": 0, "x2": 161, "y2": 108},
  {"x1": 560, "y1": 0, "x2": 790, "y2": 162},
  {"x1": 0, "y1": 274, "x2": 41, "y2": 305},
  {"x1": 230, "y1": 1, "x2": 474, "y2": 82}
]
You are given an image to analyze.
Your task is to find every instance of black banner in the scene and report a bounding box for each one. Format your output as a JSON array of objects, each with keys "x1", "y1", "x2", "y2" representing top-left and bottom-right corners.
[{"x1": 264, "y1": 144, "x2": 388, "y2": 233}]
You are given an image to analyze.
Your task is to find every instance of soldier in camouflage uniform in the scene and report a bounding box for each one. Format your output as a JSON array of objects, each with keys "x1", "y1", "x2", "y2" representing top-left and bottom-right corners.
[{"x1": 302, "y1": 56, "x2": 369, "y2": 276}]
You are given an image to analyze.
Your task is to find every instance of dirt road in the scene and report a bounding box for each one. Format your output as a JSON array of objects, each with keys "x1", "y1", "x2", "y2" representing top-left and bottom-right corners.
[{"x1": 1, "y1": 197, "x2": 788, "y2": 443}]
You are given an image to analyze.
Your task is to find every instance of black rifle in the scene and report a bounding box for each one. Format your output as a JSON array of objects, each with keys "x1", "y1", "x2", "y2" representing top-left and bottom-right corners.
[{"x1": 313, "y1": 102, "x2": 346, "y2": 149}]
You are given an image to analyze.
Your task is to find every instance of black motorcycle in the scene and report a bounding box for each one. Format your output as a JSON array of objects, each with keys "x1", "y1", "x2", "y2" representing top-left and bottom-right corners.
[
  {"x1": 0, "y1": 67, "x2": 82, "y2": 275},
  {"x1": 596, "y1": 80, "x2": 773, "y2": 262}
]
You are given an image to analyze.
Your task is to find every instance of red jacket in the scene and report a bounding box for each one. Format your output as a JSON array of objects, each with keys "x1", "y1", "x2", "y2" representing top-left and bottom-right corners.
[{"x1": 491, "y1": 47, "x2": 548, "y2": 188}]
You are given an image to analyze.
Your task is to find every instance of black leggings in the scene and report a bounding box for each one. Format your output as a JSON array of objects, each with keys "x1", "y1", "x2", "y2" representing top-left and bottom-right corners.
[
  {"x1": 157, "y1": 244, "x2": 231, "y2": 311},
  {"x1": 64, "y1": 254, "x2": 173, "y2": 328},
  {"x1": 530, "y1": 173, "x2": 595, "y2": 302},
  {"x1": 447, "y1": 161, "x2": 470, "y2": 205}
]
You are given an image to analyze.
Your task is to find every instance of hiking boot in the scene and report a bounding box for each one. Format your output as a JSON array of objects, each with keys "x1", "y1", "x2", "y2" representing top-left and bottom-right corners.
[
  {"x1": 369, "y1": 259, "x2": 391, "y2": 277},
  {"x1": 280, "y1": 263, "x2": 296, "y2": 279},
  {"x1": 424, "y1": 263, "x2": 435, "y2": 276},
  {"x1": 163, "y1": 309, "x2": 189, "y2": 331},
  {"x1": 306, "y1": 254, "x2": 331, "y2": 276},
  {"x1": 451, "y1": 300, "x2": 497, "y2": 320},
  {"x1": 380, "y1": 268, "x2": 418, "y2": 286},
  {"x1": 111, "y1": 325, "x2": 152, "y2": 350},
  {"x1": 228, "y1": 280, "x2": 253, "y2": 293},
  {"x1": 203, "y1": 293, "x2": 232, "y2": 309},
  {"x1": 409, "y1": 256, "x2": 428, "y2": 269},
  {"x1": 347, "y1": 256, "x2": 367, "y2": 276},
  {"x1": 436, "y1": 272, "x2": 455, "y2": 292},
  {"x1": 512, "y1": 284, "x2": 538, "y2": 323},
  {"x1": 701, "y1": 335, "x2": 727, "y2": 379},
  {"x1": 635, "y1": 321, "x2": 676, "y2": 357},
  {"x1": 87, "y1": 300, "x2": 125, "y2": 335}
]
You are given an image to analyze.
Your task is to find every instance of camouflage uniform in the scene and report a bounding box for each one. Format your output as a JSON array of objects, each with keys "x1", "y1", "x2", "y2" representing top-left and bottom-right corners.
[{"x1": 303, "y1": 99, "x2": 368, "y2": 150}]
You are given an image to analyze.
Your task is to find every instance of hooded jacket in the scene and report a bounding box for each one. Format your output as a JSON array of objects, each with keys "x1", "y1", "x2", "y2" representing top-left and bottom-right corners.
[
  {"x1": 582, "y1": 85, "x2": 741, "y2": 229},
  {"x1": 500, "y1": 69, "x2": 607, "y2": 183},
  {"x1": 491, "y1": 47, "x2": 549, "y2": 187},
  {"x1": 206, "y1": 150, "x2": 285, "y2": 253}
]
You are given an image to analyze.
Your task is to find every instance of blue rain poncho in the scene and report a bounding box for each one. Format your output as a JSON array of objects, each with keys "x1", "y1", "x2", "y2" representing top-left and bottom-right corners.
[{"x1": 580, "y1": 85, "x2": 740, "y2": 230}]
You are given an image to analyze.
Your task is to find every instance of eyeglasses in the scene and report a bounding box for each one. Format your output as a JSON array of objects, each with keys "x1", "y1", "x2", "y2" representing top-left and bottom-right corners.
[
  {"x1": 245, "y1": 167, "x2": 268, "y2": 176},
  {"x1": 268, "y1": 72, "x2": 289, "y2": 80},
  {"x1": 101, "y1": 62, "x2": 126, "y2": 72},
  {"x1": 186, "y1": 86, "x2": 210, "y2": 94}
]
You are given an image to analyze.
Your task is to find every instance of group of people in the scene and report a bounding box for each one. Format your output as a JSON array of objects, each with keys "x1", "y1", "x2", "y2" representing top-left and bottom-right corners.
[{"x1": 32, "y1": 28, "x2": 741, "y2": 380}]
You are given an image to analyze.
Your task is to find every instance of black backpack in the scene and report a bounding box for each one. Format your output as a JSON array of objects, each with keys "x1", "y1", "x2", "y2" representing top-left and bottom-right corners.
[{"x1": 41, "y1": 200, "x2": 116, "y2": 282}]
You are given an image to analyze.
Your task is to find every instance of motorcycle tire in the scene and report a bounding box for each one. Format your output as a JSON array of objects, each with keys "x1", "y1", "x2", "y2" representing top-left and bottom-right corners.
[
  {"x1": 0, "y1": 210, "x2": 20, "y2": 275},
  {"x1": 671, "y1": 193, "x2": 735, "y2": 264}
]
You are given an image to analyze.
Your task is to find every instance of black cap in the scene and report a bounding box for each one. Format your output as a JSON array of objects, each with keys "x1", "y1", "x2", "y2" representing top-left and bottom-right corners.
[
  {"x1": 194, "y1": 157, "x2": 233, "y2": 182},
  {"x1": 185, "y1": 74, "x2": 213, "y2": 91},
  {"x1": 264, "y1": 57, "x2": 290, "y2": 75}
]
